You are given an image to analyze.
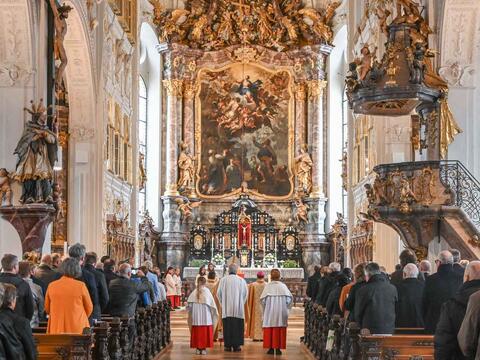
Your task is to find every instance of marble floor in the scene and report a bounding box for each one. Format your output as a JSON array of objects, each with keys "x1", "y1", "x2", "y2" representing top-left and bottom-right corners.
[{"x1": 156, "y1": 307, "x2": 309, "y2": 359}]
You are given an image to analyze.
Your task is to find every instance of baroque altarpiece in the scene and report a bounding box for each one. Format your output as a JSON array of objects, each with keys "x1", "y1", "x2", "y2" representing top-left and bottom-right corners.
[{"x1": 151, "y1": 0, "x2": 340, "y2": 274}]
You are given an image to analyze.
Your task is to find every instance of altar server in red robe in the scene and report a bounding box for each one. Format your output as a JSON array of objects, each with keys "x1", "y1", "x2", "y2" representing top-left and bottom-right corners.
[
  {"x1": 187, "y1": 277, "x2": 218, "y2": 355},
  {"x1": 261, "y1": 269, "x2": 293, "y2": 355},
  {"x1": 165, "y1": 267, "x2": 176, "y2": 310}
]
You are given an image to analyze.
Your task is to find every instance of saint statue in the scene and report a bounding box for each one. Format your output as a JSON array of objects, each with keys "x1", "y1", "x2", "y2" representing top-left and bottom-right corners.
[
  {"x1": 237, "y1": 206, "x2": 252, "y2": 249},
  {"x1": 294, "y1": 144, "x2": 313, "y2": 195},
  {"x1": 177, "y1": 142, "x2": 195, "y2": 195},
  {"x1": 13, "y1": 100, "x2": 58, "y2": 204}
]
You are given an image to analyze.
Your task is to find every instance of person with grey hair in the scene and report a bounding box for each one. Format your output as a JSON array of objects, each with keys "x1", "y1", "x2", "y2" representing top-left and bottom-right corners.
[
  {"x1": 394, "y1": 263, "x2": 424, "y2": 328},
  {"x1": 423, "y1": 250, "x2": 463, "y2": 334},
  {"x1": 354, "y1": 262, "x2": 398, "y2": 334},
  {"x1": 69, "y1": 243, "x2": 100, "y2": 322},
  {"x1": 435, "y1": 261, "x2": 480, "y2": 359},
  {"x1": 44, "y1": 258, "x2": 93, "y2": 334},
  {"x1": 451, "y1": 249, "x2": 465, "y2": 277},
  {"x1": 315, "y1": 262, "x2": 342, "y2": 306},
  {"x1": 217, "y1": 263, "x2": 248, "y2": 352},
  {"x1": 419, "y1": 259, "x2": 432, "y2": 279},
  {"x1": 142, "y1": 260, "x2": 161, "y2": 303},
  {"x1": 0, "y1": 283, "x2": 37, "y2": 360},
  {"x1": 0, "y1": 254, "x2": 34, "y2": 321}
]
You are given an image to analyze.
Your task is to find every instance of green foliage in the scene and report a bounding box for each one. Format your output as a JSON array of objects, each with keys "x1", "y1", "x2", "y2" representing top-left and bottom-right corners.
[
  {"x1": 282, "y1": 259, "x2": 298, "y2": 268},
  {"x1": 189, "y1": 259, "x2": 208, "y2": 267}
]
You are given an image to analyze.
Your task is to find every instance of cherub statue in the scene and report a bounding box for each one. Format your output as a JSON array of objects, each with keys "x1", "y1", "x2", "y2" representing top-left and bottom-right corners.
[
  {"x1": 294, "y1": 197, "x2": 309, "y2": 224},
  {"x1": 52, "y1": 183, "x2": 65, "y2": 220},
  {"x1": 356, "y1": 45, "x2": 374, "y2": 81},
  {"x1": 298, "y1": 1, "x2": 341, "y2": 44},
  {"x1": 364, "y1": 183, "x2": 376, "y2": 205},
  {"x1": 139, "y1": 152, "x2": 147, "y2": 191},
  {"x1": 177, "y1": 142, "x2": 195, "y2": 195},
  {"x1": 375, "y1": 8, "x2": 391, "y2": 37},
  {"x1": 0, "y1": 168, "x2": 12, "y2": 206},
  {"x1": 410, "y1": 42, "x2": 426, "y2": 84},
  {"x1": 295, "y1": 144, "x2": 313, "y2": 195},
  {"x1": 175, "y1": 197, "x2": 201, "y2": 223}
]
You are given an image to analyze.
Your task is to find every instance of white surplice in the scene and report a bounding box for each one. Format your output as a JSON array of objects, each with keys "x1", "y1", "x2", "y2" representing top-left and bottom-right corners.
[
  {"x1": 216, "y1": 274, "x2": 248, "y2": 319},
  {"x1": 187, "y1": 287, "x2": 219, "y2": 327},
  {"x1": 260, "y1": 281, "x2": 293, "y2": 328}
]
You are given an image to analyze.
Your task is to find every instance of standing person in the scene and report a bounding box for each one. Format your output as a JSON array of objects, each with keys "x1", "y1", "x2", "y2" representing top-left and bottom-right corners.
[
  {"x1": 326, "y1": 272, "x2": 351, "y2": 316},
  {"x1": 344, "y1": 263, "x2": 367, "y2": 321},
  {"x1": 19, "y1": 261, "x2": 45, "y2": 327},
  {"x1": 434, "y1": 261, "x2": 480, "y2": 359},
  {"x1": 306, "y1": 266, "x2": 321, "y2": 300},
  {"x1": 104, "y1": 259, "x2": 119, "y2": 287},
  {"x1": 51, "y1": 253, "x2": 62, "y2": 270},
  {"x1": 217, "y1": 263, "x2": 248, "y2": 352},
  {"x1": 354, "y1": 262, "x2": 398, "y2": 334},
  {"x1": 458, "y1": 288, "x2": 480, "y2": 359},
  {"x1": 174, "y1": 268, "x2": 183, "y2": 308},
  {"x1": 451, "y1": 249, "x2": 465, "y2": 277},
  {"x1": 419, "y1": 260, "x2": 432, "y2": 279},
  {"x1": 315, "y1": 262, "x2": 341, "y2": 306},
  {"x1": 0, "y1": 254, "x2": 34, "y2": 321},
  {"x1": 187, "y1": 277, "x2": 218, "y2": 355},
  {"x1": 390, "y1": 249, "x2": 424, "y2": 287},
  {"x1": 84, "y1": 252, "x2": 109, "y2": 316},
  {"x1": 196, "y1": 265, "x2": 207, "y2": 285},
  {"x1": 165, "y1": 267, "x2": 177, "y2": 310},
  {"x1": 205, "y1": 271, "x2": 222, "y2": 341},
  {"x1": 45, "y1": 258, "x2": 93, "y2": 334},
  {"x1": 423, "y1": 250, "x2": 463, "y2": 334},
  {"x1": 260, "y1": 269, "x2": 293, "y2": 355},
  {"x1": 0, "y1": 284, "x2": 37, "y2": 360},
  {"x1": 143, "y1": 261, "x2": 161, "y2": 303},
  {"x1": 34, "y1": 254, "x2": 61, "y2": 289},
  {"x1": 246, "y1": 271, "x2": 267, "y2": 341},
  {"x1": 395, "y1": 263, "x2": 424, "y2": 328},
  {"x1": 68, "y1": 243, "x2": 99, "y2": 323}
]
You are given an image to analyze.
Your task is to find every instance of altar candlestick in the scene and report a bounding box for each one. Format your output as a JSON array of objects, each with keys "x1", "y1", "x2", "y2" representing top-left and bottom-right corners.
[{"x1": 274, "y1": 232, "x2": 278, "y2": 267}]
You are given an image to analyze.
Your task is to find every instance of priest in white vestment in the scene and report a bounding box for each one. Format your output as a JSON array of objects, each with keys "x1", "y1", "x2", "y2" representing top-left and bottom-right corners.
[
  {"x1": 260, "y1": 269, "x2": 293, "y2": 355},
  {"x1": 187, "y1": 277, "x2": 218, "y2": 355},
  {"x1": 216, "y1": 263, "x2": 248, "y2": 352}
]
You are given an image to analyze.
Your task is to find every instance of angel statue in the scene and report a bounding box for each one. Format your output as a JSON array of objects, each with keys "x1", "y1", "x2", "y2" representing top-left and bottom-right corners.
[
  {"x1": 294, "y1": 197, "x2": 309, "y2": 224},
  {"x1": 175, "y1": 197, "x2": 201, "y2": 223},
  {"x1": 177, "y1": 142, "x2": 195, "y2": 196},
  {"x1": 295, "y1": 144, "x2": 313, "y2": 195},
  {"x1": 13, "y1": 100, "x2": 58, "y2": 204}
]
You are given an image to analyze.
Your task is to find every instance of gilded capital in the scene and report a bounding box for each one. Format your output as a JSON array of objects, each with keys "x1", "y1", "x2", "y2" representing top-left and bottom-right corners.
[
  {"x1": 293, "y1": 82, "x2": 307, "y2": 101},
  {"x1": 163, "y1": 79, "x2": 184, "y2": 98},
  {"x1": 307, "y1": 80, "x2": 327, "y2": 99},
  {"x1": 183, "y1": 81, "x2": 199, "y2": 100}
]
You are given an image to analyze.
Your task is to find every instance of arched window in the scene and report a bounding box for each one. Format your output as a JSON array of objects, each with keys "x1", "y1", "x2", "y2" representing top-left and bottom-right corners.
[{"x1": 138, "y1": 75, "x2": 147, "y2": 213}]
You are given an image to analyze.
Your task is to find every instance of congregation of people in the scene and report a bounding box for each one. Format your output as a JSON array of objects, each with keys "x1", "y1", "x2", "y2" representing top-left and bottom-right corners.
[
  {"x1": 186, "y1": 263, "x2": 293, "y2": 356},
  {"x1": 0, "y1": 243, "x2": 182, "y2": 359},
  {"x1": 306, "y1": 248, "x2": 480, "y2": 360}
]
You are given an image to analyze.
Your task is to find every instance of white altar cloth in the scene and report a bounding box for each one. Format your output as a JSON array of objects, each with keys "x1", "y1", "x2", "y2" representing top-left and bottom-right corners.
[{"x1": 183, "y1": 267, "x2": 304, "y2": 280}]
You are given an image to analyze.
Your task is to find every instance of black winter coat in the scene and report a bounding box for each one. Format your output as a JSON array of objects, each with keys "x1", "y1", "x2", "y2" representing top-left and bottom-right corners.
[
  {"x1": 434, "y1": 280, "x2": 480, "y2": 360},
  {"x1": 344, "y1": 281, "x2": 367, "y2": 321},
  {"x1": 108, "y1": 276, "x2": 151, "y2": 317},
  {"x1": 315, "y1": 271, "x2": 340, "y2": 306},
  {"x1": 390, "y1": 268, "x2": 425, "y2": 288},
  {"x1": 0, "y1": 308, "x2": 36, "y2": 360},
  {"x1": 422, "y1": 264, "x2": 463, "y2": 334},
  {"x1": 80, "y1": 268, "x2": 100, "y2": 321},
  {"x1": 84, "y1": 264, "x2": 109, "y2": 314},
  {"x1": 0, "y1": 273, "x2": 34, "y2": 321},
  {"x1": 34, "y1": 264, "x2": 60, "y2": 290},
  {"x1": 395, "y1": 278, "x2": 424, "y2": 328},
  {"x1": 104, "y1": 269, "x2": 120, "y2": 287},
  {"x1": 453, "y1": 263, "x2": 466, "y2": 277},
  {"x1": 306, "y1": 272, "x2": 321, "y2": 300},
  {"x1": 354, "y1": 274, "x2": 398, "y2": 335}
]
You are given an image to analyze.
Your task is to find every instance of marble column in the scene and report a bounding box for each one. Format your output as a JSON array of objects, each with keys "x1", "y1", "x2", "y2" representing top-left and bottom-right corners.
[
  {"x1": 302, "y1": 80, "x2": 329, "y2": 269},
  {"x1": 293, "y1": 82, "x2": 307, "y2": 155}
]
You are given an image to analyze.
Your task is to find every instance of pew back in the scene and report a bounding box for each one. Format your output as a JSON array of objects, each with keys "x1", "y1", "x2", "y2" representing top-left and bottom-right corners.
[
  {"x1": 34, "y1": 330, "x2": 93, "y2": 360},
  {"x1": 361, "y1": 335, "x2": 434, "y2": 359}
]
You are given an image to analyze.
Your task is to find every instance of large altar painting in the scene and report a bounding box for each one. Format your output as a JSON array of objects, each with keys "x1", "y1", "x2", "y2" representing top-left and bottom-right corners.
[{"x1": 196, "y1": 63, "x2": 293, "y2": 198}]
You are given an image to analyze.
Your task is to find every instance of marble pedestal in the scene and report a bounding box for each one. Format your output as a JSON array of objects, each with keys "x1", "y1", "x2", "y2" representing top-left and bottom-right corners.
[
  {"x1": 0, "y1": 204, "x2": 56, "y2": 253},
  {"x1": 302, "y1": 197, "x2": 329, "y2": 276}
]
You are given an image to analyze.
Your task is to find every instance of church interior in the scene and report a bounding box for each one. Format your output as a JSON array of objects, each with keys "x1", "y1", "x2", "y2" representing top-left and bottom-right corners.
[{"x1": 0, "y1": 0, "x2": 479, "y2": 358}]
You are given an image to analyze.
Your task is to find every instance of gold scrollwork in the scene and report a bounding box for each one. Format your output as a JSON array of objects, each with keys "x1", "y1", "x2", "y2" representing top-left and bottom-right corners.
[
  {"x1": 162, "y1": 79, "x2": 184, "y2": 98},
  {"x1": 293, "y1": 82, "x2": 307, "y2": 101},
  {"x1": 183, "y1": 81, "x2": 199, "y2": 100},
  {"x1": 307, "y1": 80, "x2": 327, "y2": 99}
]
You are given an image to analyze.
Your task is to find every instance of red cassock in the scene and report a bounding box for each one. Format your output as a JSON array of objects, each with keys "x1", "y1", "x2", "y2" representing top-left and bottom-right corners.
[
  {"x1": 238, "y1": 220, "x2": 252, "y2": 248},
  {"x1": 190, "y1": 325, "x2": 214, "y2": 349},
  {"x1": 263, "y1": 327, "x2": 287, "y2": 349},
  {"x1": 167, "y1": 295, "x2": 176, "y2": 308}
]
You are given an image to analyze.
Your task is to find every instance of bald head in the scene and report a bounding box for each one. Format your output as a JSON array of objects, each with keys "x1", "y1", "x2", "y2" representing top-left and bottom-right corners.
[
  {"x1": 403, "y1": 263, "x2": 419, "y2": 279},
  {"x1": 465, "y1": 261, "x2": 480, "y2": 282},
  {"x1": 41, "y1": 254, "x2": 52, "y2": 266},
  {"x1": 438, "y1": 250, "x2": 454, "y2": 265}
]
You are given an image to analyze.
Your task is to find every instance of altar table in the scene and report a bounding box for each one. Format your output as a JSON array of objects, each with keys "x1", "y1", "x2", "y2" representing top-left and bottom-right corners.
[{"x1": 183, "y1": 267, "x2": 305, "y2": 280}]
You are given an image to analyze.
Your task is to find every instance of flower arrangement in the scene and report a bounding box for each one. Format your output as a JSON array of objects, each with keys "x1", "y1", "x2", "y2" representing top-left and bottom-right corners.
[
  {"x1": 282, "y1": 259, "x2": 298, "y2": 268},
  {"x1": 189, "y1": 259, "x2": 208, "y2": 267},
  {"x1": 264, "y1": 253, "x2": 276, "y2": 267},
  {"x1": 212, "y1": 253, "x2": 225, "y2": 266}
]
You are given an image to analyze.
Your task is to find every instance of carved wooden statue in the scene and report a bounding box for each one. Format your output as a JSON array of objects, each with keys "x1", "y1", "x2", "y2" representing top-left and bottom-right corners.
[
  {"x1": 295, "y1": 144, "x2": 313, "y2": 195},
  {"x1": 175, "y1": 197, "x2": 201, "y2": 223},
  {"x1": 294, "y1": 197, "x2": 309, "y2": 224},
  {"x1": 177, "y1": 142, "x2": 195, "y2": 196},
  {"x1": 48, "y1": 0, "x2": 73, "y2": 91},
  {"x1": 0, "y1": 169, "x2": 12, "y2": 206},
  {"x1": 139, "y1": 152, "x2": 147, "y2": 191},
  {"x1": 13, "y1": 100, "x2": 58, "y2": 204}
]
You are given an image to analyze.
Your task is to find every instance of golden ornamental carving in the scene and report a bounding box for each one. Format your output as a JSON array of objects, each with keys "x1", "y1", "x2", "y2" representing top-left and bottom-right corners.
[
  {"x1": 152, "y1": 0, "x2": 341, "y2": 52},
  {"x1": 293, "y1": 82, "x2": 307, "y2": 101},
  {"x1": 294, "y1": 144, "x2": 313, "y2": 196},
  {"x1": 164, "y1": 183, "x2": 179, "y2": 196},
  {"x1": 58, "y1": 131, "x2": 69, "y2": 147},
  {"x1": 228, "y1": 47, "x2": 264, "y2": 63},
  {"x1": 175, "y1": 197, "x2": 201, "y2": 223},
  {"x1": 183, "y1": 81, "x2": 198, "y2": 100},
  {"x1": 162, "y1": 79, "x2": 184, "y2": 97},
  {"x1": 307, "y1": 80, "x2": 327, "y2": 99},
  {"x1": 177, "y1": 142, "x2": 196, "y2": 197}
]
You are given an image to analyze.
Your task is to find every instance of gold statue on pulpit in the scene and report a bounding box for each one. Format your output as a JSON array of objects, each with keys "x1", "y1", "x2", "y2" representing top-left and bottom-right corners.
[{"x1": 237, "y1": 206, "x2": 252, "y2": 249}]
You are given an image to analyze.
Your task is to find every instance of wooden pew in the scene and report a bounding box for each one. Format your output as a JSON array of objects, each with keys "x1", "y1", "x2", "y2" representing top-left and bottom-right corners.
[
  {"x1": 360, "y1": 334, "x2": 434, "y2": 359},
  {"x1": 34, "y1": 328, "x2": 93, "y2": 360}
]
